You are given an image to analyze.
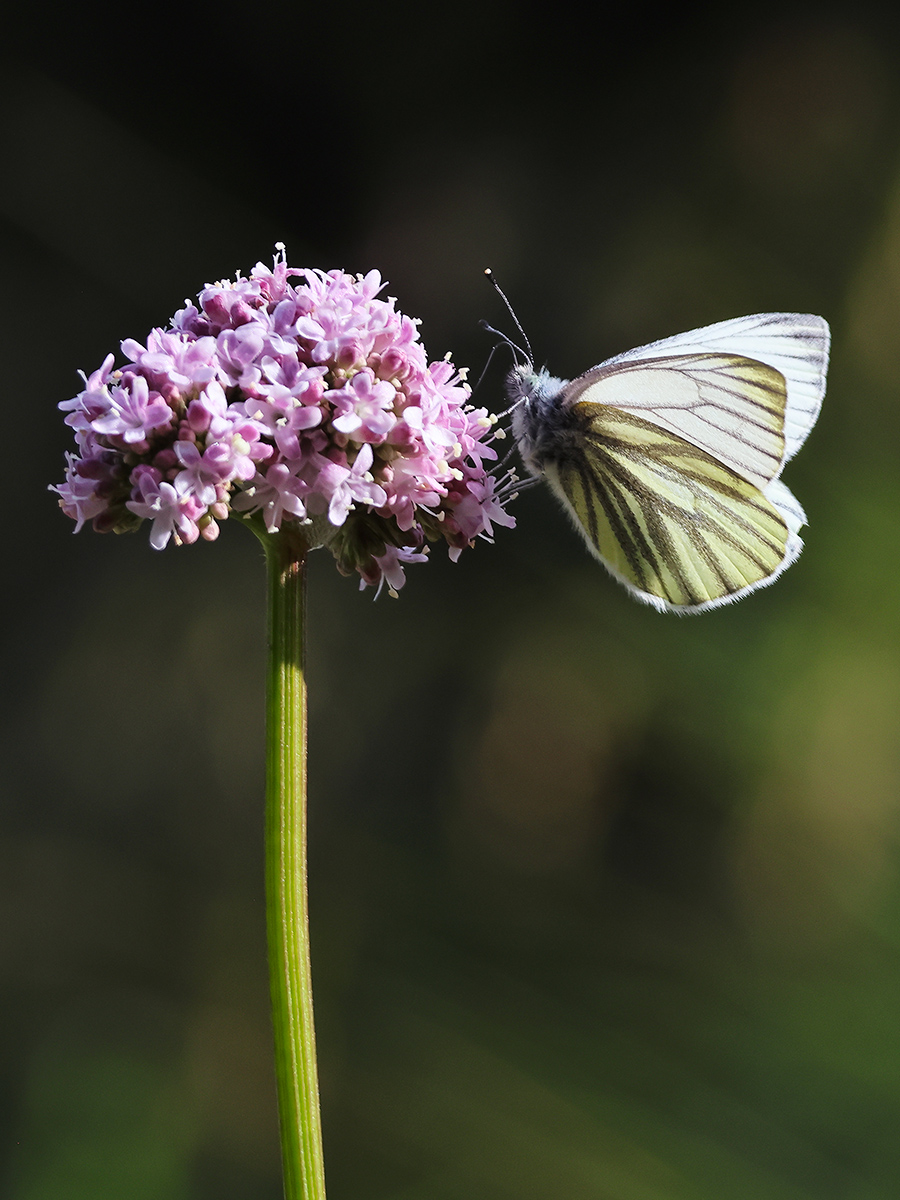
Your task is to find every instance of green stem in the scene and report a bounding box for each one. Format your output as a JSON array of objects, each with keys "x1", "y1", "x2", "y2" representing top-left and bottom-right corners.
[{"x1": 264, "y1": 527, "x2": 326, "y2": 1200}]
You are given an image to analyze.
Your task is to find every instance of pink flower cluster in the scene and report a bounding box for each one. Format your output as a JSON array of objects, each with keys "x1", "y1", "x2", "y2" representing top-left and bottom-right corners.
[{"x1": 53, "y1": 250, "x2": 516, "y2": 592}]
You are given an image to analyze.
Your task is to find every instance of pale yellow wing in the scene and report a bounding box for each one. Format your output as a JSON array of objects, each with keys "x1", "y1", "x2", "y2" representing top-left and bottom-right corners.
[{"x1": 547, "y1": 403, "x2": 799, "y2": 612}]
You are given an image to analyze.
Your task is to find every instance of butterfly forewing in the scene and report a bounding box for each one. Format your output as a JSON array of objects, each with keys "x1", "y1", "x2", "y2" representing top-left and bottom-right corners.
[
  {"x1": 597, "y1": 312, "x2": 829, "y2": 464},
  {"x1": 569, "y1": 353, "x2": 788, "y2": 490},
  {"x1": 550, "y1": 404, "x2": 793, "y2": 610}
]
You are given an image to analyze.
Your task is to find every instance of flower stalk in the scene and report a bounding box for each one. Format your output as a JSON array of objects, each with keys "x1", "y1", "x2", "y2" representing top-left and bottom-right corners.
[
  {"x1": 52, "y1": 250, "x2": 518, "y2": 1198},
  {"x1": 264, "y1": 526, "x2": 326, "y2": 1200}
]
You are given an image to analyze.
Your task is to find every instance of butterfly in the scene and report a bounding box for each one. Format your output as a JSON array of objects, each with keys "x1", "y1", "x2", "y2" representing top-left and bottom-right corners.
[{"x1": 499, "y1": 310, "x2": 830, "y2": 613}]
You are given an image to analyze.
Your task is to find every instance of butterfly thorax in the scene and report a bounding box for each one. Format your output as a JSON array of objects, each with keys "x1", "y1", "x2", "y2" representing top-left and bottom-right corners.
[{"x1": 508, "y1": 365, "x2": 580, "y2": 477}]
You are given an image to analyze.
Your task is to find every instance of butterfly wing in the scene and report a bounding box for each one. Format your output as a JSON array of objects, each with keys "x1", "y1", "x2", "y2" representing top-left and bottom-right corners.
[
  {"x1": 579, "y1": 313, "x2": 829, "y2": 473},
  {"x1": 545, "y1": 403, "x2": 802, "y2": 612}
]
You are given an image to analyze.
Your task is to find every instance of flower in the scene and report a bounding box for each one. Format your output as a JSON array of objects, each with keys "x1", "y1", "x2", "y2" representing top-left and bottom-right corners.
[{"x1": 52, "y1": 247, "x2": 517, "y2": 592}]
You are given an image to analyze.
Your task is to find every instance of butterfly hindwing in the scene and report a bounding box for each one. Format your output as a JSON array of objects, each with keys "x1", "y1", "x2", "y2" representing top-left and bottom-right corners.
[{"x1": 546, "y1": 403, "x2": 797, "y2": 611}]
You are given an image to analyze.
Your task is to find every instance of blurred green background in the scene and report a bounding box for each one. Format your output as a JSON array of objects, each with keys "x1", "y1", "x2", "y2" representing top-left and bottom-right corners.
[{"x1": 3, "y1": 1, "x2": 900, "y2": 1196}]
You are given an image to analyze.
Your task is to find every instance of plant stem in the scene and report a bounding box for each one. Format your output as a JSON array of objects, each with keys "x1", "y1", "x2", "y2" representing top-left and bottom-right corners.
[{"x1": 264, "y1": 527, "x2": 326, "y2": 1200}]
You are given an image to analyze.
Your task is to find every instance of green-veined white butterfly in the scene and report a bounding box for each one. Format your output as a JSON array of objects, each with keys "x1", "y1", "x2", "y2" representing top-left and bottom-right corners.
[{"x1": 493, "y1": 297, "x2": 829, "y2": 612}]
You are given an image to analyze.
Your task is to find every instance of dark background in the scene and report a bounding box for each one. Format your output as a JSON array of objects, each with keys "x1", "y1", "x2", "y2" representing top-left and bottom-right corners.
[{"x1": 3, "y1": 2, "x2": 900, "y2": 1196}]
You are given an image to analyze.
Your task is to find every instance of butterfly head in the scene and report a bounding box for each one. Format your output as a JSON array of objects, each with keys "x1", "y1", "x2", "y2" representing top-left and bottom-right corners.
[
  {"x1": 507, "y1": 364, "x2": 571, "y2": 478},
  {"x1": 481, "y1": 271, "x2": 576, "y2": 477}
]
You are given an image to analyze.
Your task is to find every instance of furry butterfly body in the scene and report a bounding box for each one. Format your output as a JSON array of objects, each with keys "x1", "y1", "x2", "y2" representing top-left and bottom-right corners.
[{"x1": 507, "y1": 313, "x2": 830, "y2": 612}]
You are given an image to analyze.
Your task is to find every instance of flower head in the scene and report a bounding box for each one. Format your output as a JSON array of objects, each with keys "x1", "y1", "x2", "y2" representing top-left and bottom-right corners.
[{"x1": 52, "y1": 247, "x2": 516, "y2": 592}]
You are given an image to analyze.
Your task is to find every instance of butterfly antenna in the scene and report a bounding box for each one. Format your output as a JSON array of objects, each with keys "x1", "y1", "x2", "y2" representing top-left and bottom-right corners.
[
  {"x1": 484, "y1": 268, "x2": 534, "y2": 365},
  {"x1": 470, "y1": 336, "x2": 516, "y2": 397},
  {"x1": 477, "y1": 318, "x2": 528, "y2": 362},
  {"x1": 473, "y1": 326, "x2": 530, "y2": 420}
]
